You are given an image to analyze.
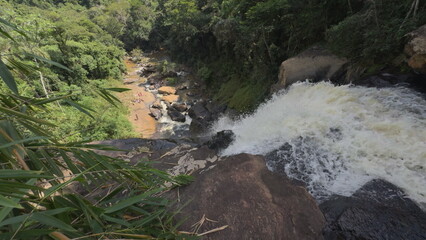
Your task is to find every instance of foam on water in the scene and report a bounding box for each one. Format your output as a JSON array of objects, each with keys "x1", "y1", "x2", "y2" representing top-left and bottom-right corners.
[{"x1": 213, "y1": 81, "x2": 426, "y2": 204}]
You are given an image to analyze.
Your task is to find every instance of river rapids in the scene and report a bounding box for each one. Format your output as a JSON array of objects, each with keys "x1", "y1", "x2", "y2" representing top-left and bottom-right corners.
[{"x1": 213, "y1": 81, "x2": 426, "y2": 205}]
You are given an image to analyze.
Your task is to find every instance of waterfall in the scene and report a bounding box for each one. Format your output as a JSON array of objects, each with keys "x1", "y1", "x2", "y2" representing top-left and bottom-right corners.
[{"x1": 213, "y1": 81, "x2": 426, "y2": 205}]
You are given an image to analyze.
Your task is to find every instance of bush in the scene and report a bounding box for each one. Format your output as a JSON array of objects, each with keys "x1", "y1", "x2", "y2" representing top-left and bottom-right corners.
[{"x1": 327, "y1": 0, "x2": 425, "y2": 66}]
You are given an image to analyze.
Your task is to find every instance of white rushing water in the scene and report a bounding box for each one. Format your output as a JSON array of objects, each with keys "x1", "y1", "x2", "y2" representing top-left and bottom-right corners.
[{"x1": 213, "y1": 81, "x2": 426, "y2": 204}]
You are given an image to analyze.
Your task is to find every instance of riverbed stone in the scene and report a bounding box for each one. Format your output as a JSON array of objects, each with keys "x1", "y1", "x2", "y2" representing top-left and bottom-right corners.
[
  {"x1": 161, "y1": 94, "x2": 179, "y2": 104},
  {"x1": 405, "y1": 24, "x2": 426, "y2": 74},
  {"x1": 158, "y1": 86, "x2": 177, "y2": 95},
  {"x1": 171, "y1": 154, "x2": 325, "y2": 240}
]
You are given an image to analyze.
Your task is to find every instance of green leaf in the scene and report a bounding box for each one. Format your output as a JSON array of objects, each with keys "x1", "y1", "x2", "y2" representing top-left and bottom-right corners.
[
  {"x1": 104, "y1": 88, "x2": 131, "y2": 93},
  {"x1": 132, "y1": 209, "x2": 165, "y2": 228},
  {"x1": 0, "y1": 18, "x2": 28, "y2": 39},
  {"x1": 0, "y1": 169, "x2": 51, "y2": 179},
  {"x1": 104, "y1": 188, "x2": 163, "y2": 214},
  {"x1": 101, "y1": 214, "x2": 131, "y2": 227},
  {"x1": 0, "y1": 105, "x2": 54, "y2": 126},
  {"x1": 0, "y1": 195, "x2": 22, "y2": 209},
  {"x1": 0, "y1": 58, "x2": 18, "y2": 94},
  {"x1": 0, "y1": 229, "x2": 54, "y2": 239},
  {"x1": 0, "y1": 27, "x2": 15, "y2": 42},
  {"x1": 24, "y1": 52, "x2": 71, "y2": 72},
  {"x1": 0, "y1": 208, "x2": 74, "y2": 228},
  {"x1": 34, "y1": 94, "x2": 74, "y2": 105},
  {"x1": 0, "y1": 179, "x2": 36, "y2": 223},
  {"x1": 0, "y1": 180, "x2": 42, "y2": 191},
  {"x1": 63, "y1": 99, "x2": 94, "y2": 119},
  {"x1": 0, "y1": 136, "x2": 48, "y2": 149},
  {"x1": 43, "y1": 170, "x2": 86, "y2": 197},
  {"x1": 32, "y1": 213, "x2": 77, "y2": 232},
  {"x1": 7, "y1": 57, "x2": 38, "y2": 76}
]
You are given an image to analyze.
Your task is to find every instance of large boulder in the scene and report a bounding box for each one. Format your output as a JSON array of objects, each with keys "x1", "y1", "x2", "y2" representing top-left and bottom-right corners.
[
  {"x1": 320, "y1": 179, "x2": 426, "y2": 240},
  {"x1": 273, "y1": 46, "x2": 348, "y2": 91},
  {"x1": 172, "y1": 154, "x2": 325, "y2": 240},
  {"x1": 405, "y1": 24, "x2": 426, "y2": 74}
]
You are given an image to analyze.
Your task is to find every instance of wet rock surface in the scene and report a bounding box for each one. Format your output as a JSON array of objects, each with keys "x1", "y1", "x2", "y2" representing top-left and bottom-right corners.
[
  {"x1": 188, "y1": 101, "x2": 226, "y2": 135},
  {"x1": 320, "y1": 179, "x2": 426, "y2": 240},
  {"x1": 356, "y1": 72, "x2": 426, "y2": 94},
  {"x1": 265, "y1": 140, "x2": 426, "y2": 240},
  {"x1": 167, "y1": 109, "x2": 186, "y2": 122},
  {"x1": 188, "y1": 101, "x2": 212, "y2": 121},
  {"x1": 171, "y1": 103, "x2": 187, "y2": 112},
  {"x1": 206, "y1": 130, "x2": 235, "y2": 152}
]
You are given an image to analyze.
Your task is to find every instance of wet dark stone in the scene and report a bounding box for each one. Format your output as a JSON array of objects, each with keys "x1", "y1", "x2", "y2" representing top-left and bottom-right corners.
[
  {"x1": 320, "y1": 179, "x2": 426, "y2": 240},
  {"x1": 188, "y1": 102, "x2": 212, "y2": 121},
  {"x1": 205, "y1": 101, "x2": 227, "y2": 116},
  {"x1": 171, "y1": 103, "x2": 187, "y2": 112},
  {"x1": 356, "y1": 72, "x2": 426, "y2": 95},
  {"x1": 265, "y1": 143, "x2": 293, "y2": 172},
  {"x1": 188, "y1": 102, "x2": 215, "y2": 135},
  {"x1": 167, "y1": 109, "x2": 186, "y2": 122},
  {"x1": 206, "y1": 130, "x2": 235, "y2": 152},
  {"x1": 189, "y1": 118, "x2": 210, "y2": 135}
]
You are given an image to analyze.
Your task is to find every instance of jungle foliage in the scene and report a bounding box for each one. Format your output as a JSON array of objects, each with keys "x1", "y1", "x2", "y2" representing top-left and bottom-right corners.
[
  {"x1": 0, "y1": 1, "x2": 136, "y2": 142},
  {"x1": 9, "y1": 0, "x2": 423, "y2": 112},
  {"x1": 149, "y1": 0, "x2": 426, "y2": 111},
  {"x1": 0, "y1": 3, "x2": 194, "y2": 239}
]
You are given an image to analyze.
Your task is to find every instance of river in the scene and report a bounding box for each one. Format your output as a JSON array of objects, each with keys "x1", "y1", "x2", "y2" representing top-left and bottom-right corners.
[{"x1": 213, "y1": 81, "x2": 426, "y2": 206}]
